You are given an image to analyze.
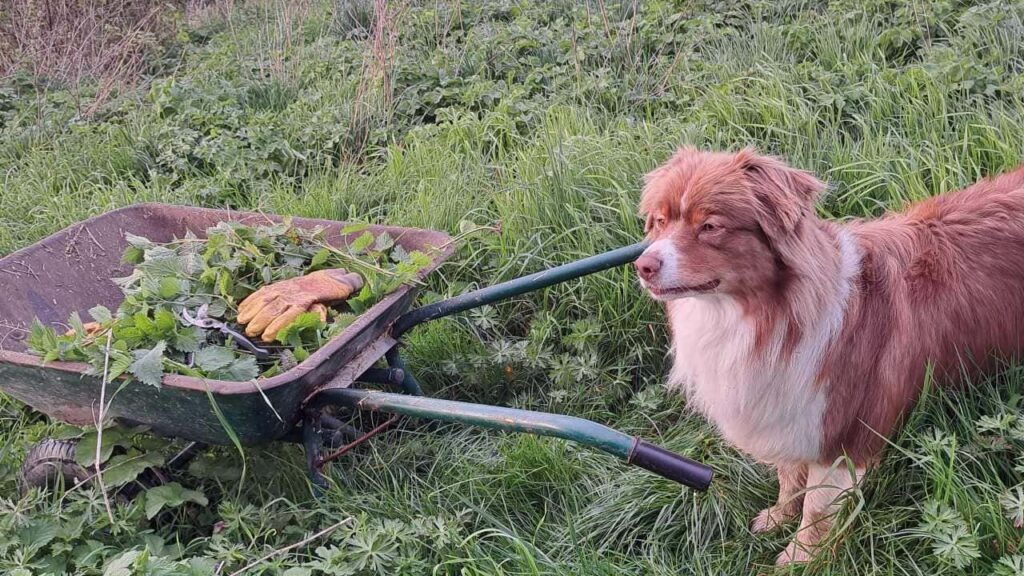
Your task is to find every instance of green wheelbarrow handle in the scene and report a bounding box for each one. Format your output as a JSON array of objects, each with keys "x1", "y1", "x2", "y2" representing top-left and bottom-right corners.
[{"x1": 314, "y1": 387, "x2": 714, "y2": 491}]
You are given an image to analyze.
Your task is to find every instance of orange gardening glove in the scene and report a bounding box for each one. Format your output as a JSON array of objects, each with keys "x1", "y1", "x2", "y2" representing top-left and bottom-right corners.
[
  {"x1": 237, "y1": 269, "x2": 364, "y2": 342},
  {"x1": 64, "y1": 322, "x2": 103, "y2": 338},
  {"x1": 308, "y1": 303, "x2": 329, "y2": 323}
]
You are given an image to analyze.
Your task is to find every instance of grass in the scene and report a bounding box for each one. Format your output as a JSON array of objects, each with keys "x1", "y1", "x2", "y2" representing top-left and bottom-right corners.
[{"x1": 2, "y1": 0, "x2": 1024, "y2": 573}]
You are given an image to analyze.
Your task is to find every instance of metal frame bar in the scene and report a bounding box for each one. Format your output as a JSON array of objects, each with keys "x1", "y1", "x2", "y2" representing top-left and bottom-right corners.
[
  {"x1": 390, "y1": 241, "x2": 649, "y2": 338},
  {"x1": 316, "y1": 388, "x2": 713, "y2": 490}
]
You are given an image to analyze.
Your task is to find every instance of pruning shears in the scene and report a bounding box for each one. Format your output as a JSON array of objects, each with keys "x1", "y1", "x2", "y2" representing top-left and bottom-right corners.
[{"x1": 181, "y1": 304, "x2": 271, "y2": 359}]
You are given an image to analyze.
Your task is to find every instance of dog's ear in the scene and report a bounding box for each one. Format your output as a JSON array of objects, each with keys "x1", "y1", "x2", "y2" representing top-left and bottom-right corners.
[
  {"x1": 639, "y1": 166, "x2": 666, "y2": 233},
  {"x1": 735, "y1": 148, "x2": 824, "y2": 240}
]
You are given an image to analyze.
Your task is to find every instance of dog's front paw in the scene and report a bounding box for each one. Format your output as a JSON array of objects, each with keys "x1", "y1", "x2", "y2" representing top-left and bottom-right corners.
[
  {"x1": 751, "y1": 505, "x2": 798, "y2": 534},
  {"x1": 775, "y1": 540, "x2": 812, "y2": 566}
]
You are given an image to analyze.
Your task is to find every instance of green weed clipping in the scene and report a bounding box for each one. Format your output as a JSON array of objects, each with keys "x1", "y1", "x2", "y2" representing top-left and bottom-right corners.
[{"x1": 27, "y1": 219, "x2": 431, "y2": 383}]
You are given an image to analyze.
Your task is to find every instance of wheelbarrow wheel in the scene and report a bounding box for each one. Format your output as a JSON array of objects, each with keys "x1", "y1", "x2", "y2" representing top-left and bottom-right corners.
[{"x1": 18, "y1": 439, "x2": 91, "y2": 496}]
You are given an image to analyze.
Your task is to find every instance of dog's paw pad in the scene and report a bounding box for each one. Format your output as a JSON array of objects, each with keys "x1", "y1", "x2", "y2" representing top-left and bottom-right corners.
[{"x1": 775, "y1": 541, "x2": 811, "y2": 566}]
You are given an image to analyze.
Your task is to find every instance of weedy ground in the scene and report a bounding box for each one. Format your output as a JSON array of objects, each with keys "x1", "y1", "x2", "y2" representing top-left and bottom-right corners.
[{"x1": 1, "y1": 0, "x2": 1024, "y2": 574}]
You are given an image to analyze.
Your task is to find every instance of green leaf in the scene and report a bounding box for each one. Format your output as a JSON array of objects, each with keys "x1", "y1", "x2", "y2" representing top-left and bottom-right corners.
[
  {"x1": 51, "y1": 424, "x2": 85, "y2": 440},
  {"x1": 17, "y1": 519, "x2": 57, "y2": 554},
  {"x1": 102, "y1": 452, "x2": 165, "y2": 487},
  {"x1": 125, "y1": 233, "x2": 154, "y2": 249},
  {"x1": 408, "y1": 250, "x2": 431, "y2": 268},
  {"x1": 103, "y1": 549, "x2": 145, "y2": 576},
  {"x1": 107, "y1": 350, "x2": 134, "y2": 381},
  {"x1": 212, "y1": 356, "x2": 259, "y2": 381},
  {"x1": 133, "y1": 312, "x2": 157, "y2": 338},
  {"x1": 67, "y1": 312, "x2": 87, "y2": 341},
  {"x1": 1001, "y1": 486, "x2": 1024, "y2": 528},
  {"x1": 274, "y1": 311, "x2": 324, "y2": 342},
  {"x1": 138, "y1": 246, "x2": 183, "y2": 278},
  {"x1": 282, "y1": 569, "x2": 313, "y2": 576},
  {"x1": 88, "y1": 305, "x2": 113, "y2": 324},
  {"x1": 187, "y1": 454, "x2": 243, "y2": 482},
  {"x1": 458, "y1": 219, "x2": 480, "y2": 234},
  {"x1": 75, "y1": 428, "x2": 128, "y2": 467},
  {"x1": 350, "y1": 232, "x2": 374, "y2": 253},
  {"x1": 217, "y1": 270, "x2": 232, "y2": 298},
  {"x1": 153, "y1": 308, "x2": 177, "y2": 334},
  {"x1": 112, "y1": 325, "x2": 144, "y2": 347},
  {"x1": 122, "y1": 245, "x2": 145, "y2": 265},
  {"x1": 158, "y1": 277, "x2": 182, "y2": 299},
  {"x1": 206, "y1": 299, "x2": 228, "y2": 317},
  {"x1": 390, "y1": 243, "x2": 409, "y2": 263},
  {"x1": 27, "y1": 319, "x2": 61, "y2": 362},
  {"x1": 341, "y1": 222, "x2": 369, "y2": 235},
  {"x1": 309, "y1": 247, "x2": 330, "y2": 268},
  {"x1": 172, "y1": 326, "x2": 203, "y2": 353},
  {"x1": 144, "y1": 483, "x2": 208, "y2": 519},
  {"x1": 373, "y1": 231, "x2": 394, "y2": 252},
  {"x1": 194, "y1": 346, "x2": 236, "y2": 372},
  {"x1": 184, "y1": 557, "x2": 219, "y2": 575},
  {"x1": 130, "y1": 341, "x2": 167, "y2": 387},
  {"x1": 347, "y1": 284, "x2": 375, "y2": 314}
]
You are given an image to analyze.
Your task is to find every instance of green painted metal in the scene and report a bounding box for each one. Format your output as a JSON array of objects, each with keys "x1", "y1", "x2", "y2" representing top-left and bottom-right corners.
[
  {"x1": 315, "y1": 386, "x2": 715, "y2": 489},
  {"x1": 315, "y1": 388, "x2": 635, "y2": 458},
  {"x1": 391, "y1": 241, "x2": 649, "y2": 337}
]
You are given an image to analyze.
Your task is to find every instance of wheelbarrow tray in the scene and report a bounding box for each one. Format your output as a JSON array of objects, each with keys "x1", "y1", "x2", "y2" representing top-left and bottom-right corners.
[{"x1": 0, "y1": 204, "x2": 452, "y2": 445}]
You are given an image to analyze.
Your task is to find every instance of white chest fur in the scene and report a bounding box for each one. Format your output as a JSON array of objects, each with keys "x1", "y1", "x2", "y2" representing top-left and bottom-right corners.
[
  {"x1": 666, "y1": 298, "x2": 828, "y2": 463},
  {"x1": 665, "y1": 230, "x2": 860, "y2": 464}
]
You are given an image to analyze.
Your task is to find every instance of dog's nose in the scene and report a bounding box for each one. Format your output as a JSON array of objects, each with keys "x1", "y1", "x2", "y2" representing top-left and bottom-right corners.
[{"x1": 635, "y1": 253, "x2": 662, "y2": 281}]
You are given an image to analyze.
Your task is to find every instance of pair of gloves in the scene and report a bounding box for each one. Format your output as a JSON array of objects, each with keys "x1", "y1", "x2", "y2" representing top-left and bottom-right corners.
[{"x1": 237, "y1": 269, "x2": 363, "y2": 342}]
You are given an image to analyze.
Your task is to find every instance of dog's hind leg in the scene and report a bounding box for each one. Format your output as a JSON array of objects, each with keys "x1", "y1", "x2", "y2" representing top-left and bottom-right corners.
[
  {"x1": 751, "y1": 463, "x2": 807, "y2": 534},
  {"x1": 775, "y1": 461, "x2": 863, "y2": 565}
]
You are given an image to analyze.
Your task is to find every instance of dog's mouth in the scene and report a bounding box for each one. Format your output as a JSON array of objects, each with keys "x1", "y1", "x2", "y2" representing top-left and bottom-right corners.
[{"x1": 646, "y1": 279, "x2": 721, "y2": 298}]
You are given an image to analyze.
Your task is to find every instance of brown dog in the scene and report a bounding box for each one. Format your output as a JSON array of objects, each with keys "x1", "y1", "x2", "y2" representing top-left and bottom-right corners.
[{"x1": 635, "y1": 147, "x2": 1024, "y2": 564}]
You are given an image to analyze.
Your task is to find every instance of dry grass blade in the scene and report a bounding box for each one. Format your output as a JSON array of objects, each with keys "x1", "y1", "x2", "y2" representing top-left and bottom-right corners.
[
  {"x1": 95, "y1": 329, "x2": 114, "y2": 523},
  {"x1": 227, "y1": 517, "x2": 353, "y2": 576},
  {"x1": 347, "y1": 0, "x2": 405, "y2": 160}
]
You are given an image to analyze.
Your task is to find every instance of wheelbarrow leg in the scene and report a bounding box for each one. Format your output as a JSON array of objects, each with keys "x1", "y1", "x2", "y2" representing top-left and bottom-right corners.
[
  {"x1": 302, "y1": 410, "x2": 329, "y2": 495},
  {"x1": 385, "y1": 348, "x2": 422, "y2": 396}
]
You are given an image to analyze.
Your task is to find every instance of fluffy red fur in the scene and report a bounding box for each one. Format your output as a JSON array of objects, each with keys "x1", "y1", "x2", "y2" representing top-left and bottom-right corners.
[{"x1": 636, "y1": 147, "x2": 1024, "y2": 564}]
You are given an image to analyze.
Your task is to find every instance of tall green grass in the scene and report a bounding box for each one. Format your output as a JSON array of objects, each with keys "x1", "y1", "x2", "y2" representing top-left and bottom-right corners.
[{"x1": 2, "y1": 0, "x2": 1024, "y2": 574}]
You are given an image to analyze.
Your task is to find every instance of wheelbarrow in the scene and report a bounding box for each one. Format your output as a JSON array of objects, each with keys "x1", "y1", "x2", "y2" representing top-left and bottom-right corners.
[{"x1": 0, "y1": 204, "x2": 712, "y2": 494}]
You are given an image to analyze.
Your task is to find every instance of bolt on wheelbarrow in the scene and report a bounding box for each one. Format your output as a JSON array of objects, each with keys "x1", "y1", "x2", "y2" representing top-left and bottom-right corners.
[{"x1": 0, "y1": 204, "x2": 712, "y2": 494}]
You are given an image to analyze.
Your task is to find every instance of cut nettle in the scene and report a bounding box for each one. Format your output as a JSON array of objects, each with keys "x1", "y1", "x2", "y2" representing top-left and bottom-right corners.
[{"x1": 27, "y1": 220, "x2": 430, "y2": 385}]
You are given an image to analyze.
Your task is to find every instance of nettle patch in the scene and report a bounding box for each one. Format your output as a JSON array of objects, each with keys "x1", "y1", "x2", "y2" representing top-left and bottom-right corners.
[{"x1": 28, "y1": 219, "x2": 430, "y2": 383}]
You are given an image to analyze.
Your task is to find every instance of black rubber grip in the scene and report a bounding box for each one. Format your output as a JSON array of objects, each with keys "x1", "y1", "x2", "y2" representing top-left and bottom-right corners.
[{"x1": 628, "y1": 439, "x2": 714, "y2": 491}]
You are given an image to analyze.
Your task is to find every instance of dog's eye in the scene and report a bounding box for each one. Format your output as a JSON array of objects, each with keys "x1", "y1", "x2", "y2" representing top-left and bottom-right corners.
[
  {"x1": 700, "y1": 222, "x2": 719, "y2": 233},
  {"x1": 654, "y1": 217, "x2": 667, "y2": 230}
]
